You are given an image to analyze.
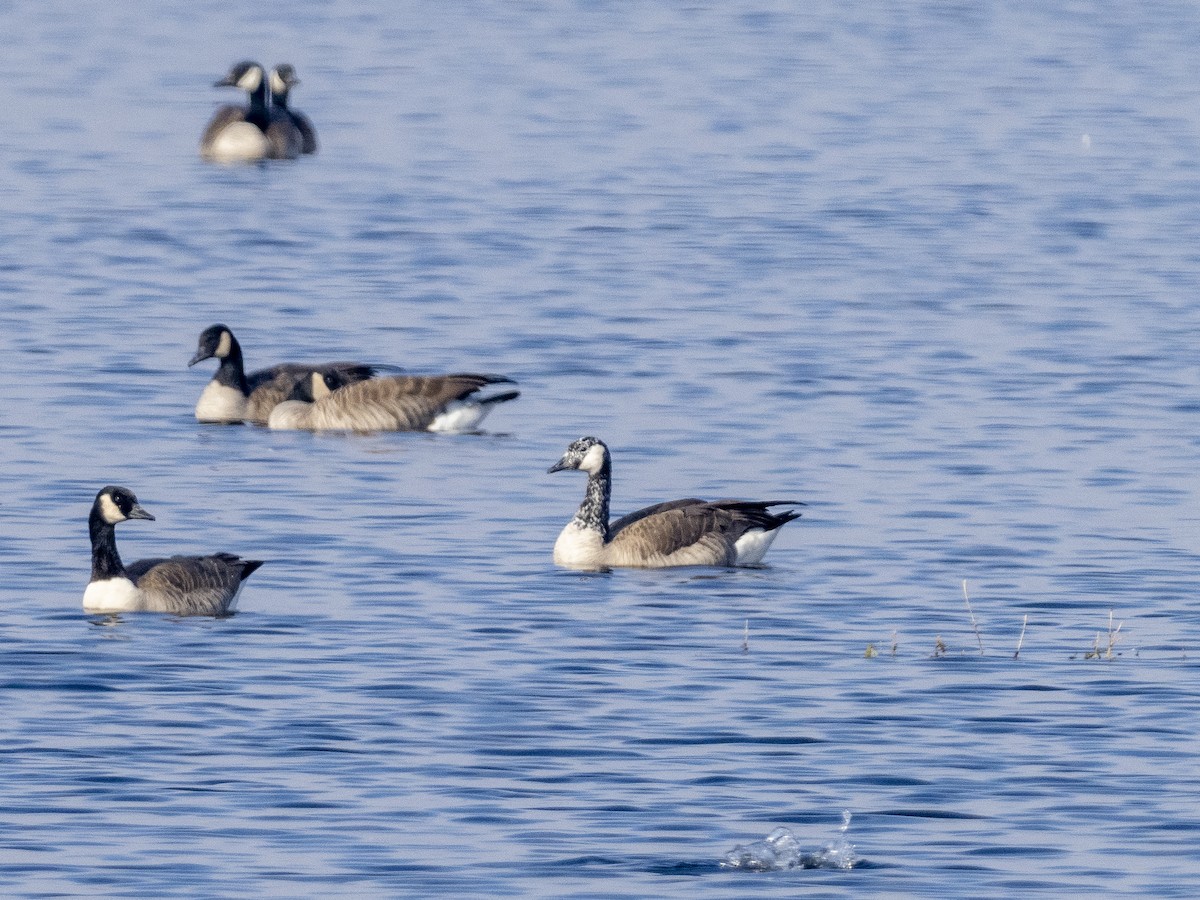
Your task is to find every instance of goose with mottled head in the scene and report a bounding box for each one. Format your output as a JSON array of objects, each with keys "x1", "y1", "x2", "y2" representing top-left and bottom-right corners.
[{"x1": 548, "y1": 436, "x2": 801, "y2": 570}]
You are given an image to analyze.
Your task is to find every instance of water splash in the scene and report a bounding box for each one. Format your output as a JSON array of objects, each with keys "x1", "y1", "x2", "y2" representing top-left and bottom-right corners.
[{"x1": 720, "y1": 811, "x2": 857, "y2": 871}]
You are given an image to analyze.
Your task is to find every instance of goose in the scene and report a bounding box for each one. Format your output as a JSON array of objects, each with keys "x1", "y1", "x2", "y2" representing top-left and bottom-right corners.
[
  {"x1": 84, "y1": 486, "x2": 263, "y2": 616},
  {"x1": 548, "y1": 436, "x2": 800, "y2": 570},
  {"x1": 267, "y1": 369, "x2": 520, "y2": 433},
  {"x1": 270, "y1": 64, "x2": 318, "y2": 154},
  {"x1": 188, "y1": 324, "x2": 382, "y2": 425},
  {"x1": 200, "y1": 61, "x2": 272, "y2": 162}
]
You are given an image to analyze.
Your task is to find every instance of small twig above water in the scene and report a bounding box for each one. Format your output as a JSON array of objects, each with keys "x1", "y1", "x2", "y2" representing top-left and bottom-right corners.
[{"x1": 962, "y1": 579, "x2": 985, "y2": 655}]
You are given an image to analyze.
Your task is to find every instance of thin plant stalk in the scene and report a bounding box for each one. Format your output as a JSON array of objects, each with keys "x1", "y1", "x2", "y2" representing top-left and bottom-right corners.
[{"x1": 962, "y1": 579, "x2": 985, "y2": 655}]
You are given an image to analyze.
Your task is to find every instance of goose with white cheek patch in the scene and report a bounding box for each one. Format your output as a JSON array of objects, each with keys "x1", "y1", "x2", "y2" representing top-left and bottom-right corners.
[
  {"x1": 189, "y1": 324, "x2": 384, "y2": 425},
  {"x1": 267, "y1": 369, "x2": 519, "y2": 433},
  {"x1": 84, "y1": 486, "x2": 263, "y2": 616},
  {"x1": 200, "y1": 61, "x2": 276, "y2": 163},
  {"x1": 548, "y1": 436, "x2": 801, "y2": 571},
  {"x1": 270, "y1": 64, "x2": 318, "y2": 154}
]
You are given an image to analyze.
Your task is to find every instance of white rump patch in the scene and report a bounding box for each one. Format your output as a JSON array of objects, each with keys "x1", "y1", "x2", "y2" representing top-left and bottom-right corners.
[
  {"x1": 428, "y1": 401, "x2": 490, "y2": 433},
  {"x1": 733, "y1": 528, "x2": 780, "y2": 566}
]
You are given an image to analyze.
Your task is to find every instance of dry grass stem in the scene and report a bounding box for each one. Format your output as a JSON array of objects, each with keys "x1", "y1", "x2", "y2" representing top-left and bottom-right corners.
[
  {"x1": 962, "y1": 579, "x2": 985, "y2": 655},
  {"x1": 1014, "y1": 614, "x2": 1028, "y2": 659}
]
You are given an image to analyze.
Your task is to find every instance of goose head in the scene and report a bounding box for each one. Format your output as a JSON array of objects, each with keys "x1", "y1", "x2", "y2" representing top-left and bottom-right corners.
[
  {"x1": 189, "y1": 324, "x2": 236, "y2": 367},
  {"x1": 93, "y1": 486, "x2": 155, "y2": 526},
  {"x1": 285, "y1": 370, "x2": 341, "y2": 402},
  {"x1": 215, "y1": 61, "x2": 265, "y2": 93},
  {"x1": 549, "y1": 436, "x2": 610, "y2": 476},
  {"x1": 270, "y1": 64, "x2": 299, "y2": 97}
]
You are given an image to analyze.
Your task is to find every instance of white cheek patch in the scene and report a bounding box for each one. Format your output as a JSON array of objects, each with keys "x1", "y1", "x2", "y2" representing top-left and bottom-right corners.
[
  {"x1": 98, "y1": 493, "x2": 125, "y2": 524},
  {"x1": 270, "y1": 71, "x2": 286, "y2": 94},
  {"x1": 311, "y1": 372, "x2": 332, "y2": 400},
  {"x1": 215, "y1": 330, "x2": 232, "y2": 359},
  {"x1": 579, "y1": 442, "x2": 607, "y2": 474},
  {"x1": 237, "y1": 67, "x2": 262, "y2": 92}
]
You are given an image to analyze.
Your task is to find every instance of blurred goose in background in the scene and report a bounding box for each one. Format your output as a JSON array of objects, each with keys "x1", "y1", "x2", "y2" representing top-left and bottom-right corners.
[
  {"x1": 268, "y1": 370, "x2": 519, "y2": 432},
  {"x1": 200, "y1": 61, "x2": 299, "y2": 161},
  {"x1": 548, "y1": 436, "x2": 801, "y2": 571},
  {"x1": 188, "y1": 324, "x2": 383, "y2": 425},
  {"x1": 270, "y1": 64, "x2": 318, "y2": 154},
  {"x1": 200, "y1": 61, "x2": 272, "y2": 162},
  {"x1": 84, "y1": 486, "x2": 262, "y2": 616}
]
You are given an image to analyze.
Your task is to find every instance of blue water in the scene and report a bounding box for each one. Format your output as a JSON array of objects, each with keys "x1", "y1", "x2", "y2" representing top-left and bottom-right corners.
[{"x1": 3, "y1": 0, "x2": 1200, "y2": 895}]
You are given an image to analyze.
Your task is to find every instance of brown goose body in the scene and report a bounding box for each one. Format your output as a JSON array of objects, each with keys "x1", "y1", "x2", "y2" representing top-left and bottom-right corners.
[{"x1": 268, "y1": 371, "x2": 519, "y2": 433}]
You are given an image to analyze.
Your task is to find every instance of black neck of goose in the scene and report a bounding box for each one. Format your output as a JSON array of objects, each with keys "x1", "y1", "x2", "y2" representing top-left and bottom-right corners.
[
  {"x1": 215, "y1": 337, "x2": 250, "y2": 394},
  {"x1": 574, "y1": 459, "x2": 612, "y2": 541},
  {"x1": 89, "y1": 509, "x2": 126, "y2": 581},
  {"x1": 247, "y1": 83, "x2": 270, "y2": 130},
  {"x1": 273, "y1": 88, "x2": 290, "y2": 109}
]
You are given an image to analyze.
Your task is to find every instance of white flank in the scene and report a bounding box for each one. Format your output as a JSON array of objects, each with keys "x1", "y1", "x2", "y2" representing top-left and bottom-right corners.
[
  {"x1": 83, "y1": 577, "x2": 142, "y2": 613},
  {"x1": 733, "y1": 528, "x2": 779, "y2": 566},
  {"x1": 195, "y1": 381, "x2": 248, "y2": 423}
]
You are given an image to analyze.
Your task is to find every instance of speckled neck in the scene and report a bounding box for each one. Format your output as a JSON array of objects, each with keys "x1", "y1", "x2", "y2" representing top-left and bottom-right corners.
[{"x1": 573, "y1": 459, "x2": 611, "y2": 541}]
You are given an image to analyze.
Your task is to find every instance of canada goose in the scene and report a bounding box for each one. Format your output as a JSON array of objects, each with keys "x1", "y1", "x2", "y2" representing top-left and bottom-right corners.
[
  {"x1": 200, "y1": 61, "x2": 271, "y2": 162},
  {"x1": 188, "y1": 324, "x2": 381, "y2": 425},
  {"x1": 268, "y1": 370, "x2": 520, "y2": 432},
  {"x1": 270, "y1": 64, "x2": 318, "y2": 154},
  {"x1": 200, "y1": 61, "x2": 299, "y2": 162},
  {"x1": 548, "y1": 436, "x2": 800, "y2": 570},
  {"x1": 84, "y1": 486, "x2": 263, "y2": 616}
]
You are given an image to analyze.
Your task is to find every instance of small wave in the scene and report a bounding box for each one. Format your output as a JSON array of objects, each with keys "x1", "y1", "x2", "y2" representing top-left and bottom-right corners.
[{"x1": 720, "y1": 811, "x2": 858, "y2": 872}]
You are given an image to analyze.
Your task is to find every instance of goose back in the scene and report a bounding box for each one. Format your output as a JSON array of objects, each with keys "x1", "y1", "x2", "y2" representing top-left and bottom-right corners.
[
  {"x1": 268, "y1": 372, "x2": 519, "y2": 432},
  {"x1": 126, "y1": 554, "x2": 264, "y2": 616}
]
